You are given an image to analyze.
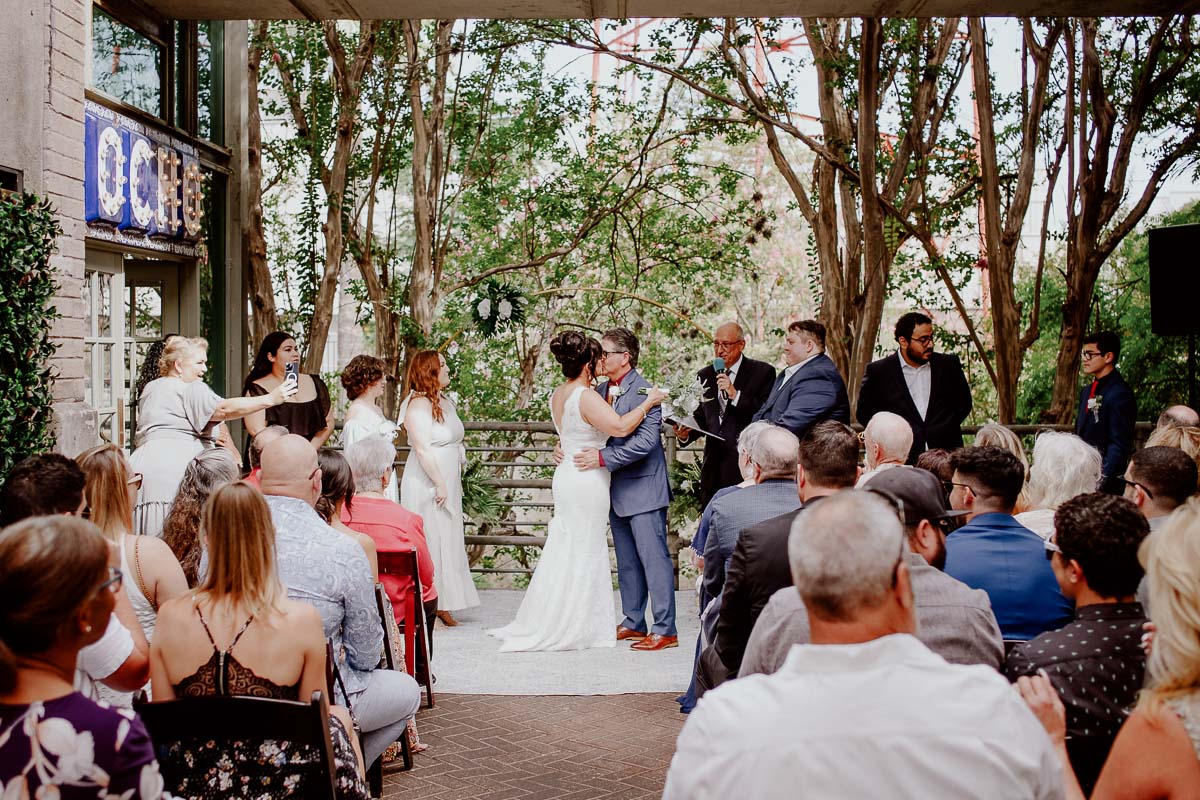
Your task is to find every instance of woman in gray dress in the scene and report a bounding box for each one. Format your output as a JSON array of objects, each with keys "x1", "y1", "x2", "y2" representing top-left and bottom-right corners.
[{"x1": 130, "y1": 336, "x2": 295, "y2": 536}]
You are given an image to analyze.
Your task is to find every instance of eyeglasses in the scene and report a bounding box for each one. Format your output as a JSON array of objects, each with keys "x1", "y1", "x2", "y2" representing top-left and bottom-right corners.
[
  {"x1": 1120, "y1": 477, "x2": 1154, "y2": 499},
  {"x1": 949, "y1": 481, "x2": 976, "y2": 496},
  {"x1": 127, "y1": 472, "x2": 143, "y2": 489},
  {"x1": 308, "y1": 466, "x2": 322, "y2": 481},
  {"x1": 1044, "y1": 537, "x2": 1062, "y2": 562},
  {"x1": 713, "y1": 340, "x2": 744, "y2": 349},
  {"x1": 601, "y1": 349, "x2": 627, "y2": 359},
  {"x1": 1081, "y1": 350, "x2": 1103, "y2": 360},
  {"x1": 98, "y1": 566, "x2": 123, "y2": 595},
  {"x1": 908, "y1": 335, "x2": 934, "y2": 346}
]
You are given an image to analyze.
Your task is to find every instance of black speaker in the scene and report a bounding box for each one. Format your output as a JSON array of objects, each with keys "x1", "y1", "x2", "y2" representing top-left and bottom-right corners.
[{"x1": 1150, "y1": 223, "x2": 1200, "y2": 335}]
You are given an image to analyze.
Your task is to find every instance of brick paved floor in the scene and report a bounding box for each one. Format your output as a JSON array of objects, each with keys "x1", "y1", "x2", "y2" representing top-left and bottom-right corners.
[{"x1": 383, "y1": 693, "x2": 685, "y2": 799}]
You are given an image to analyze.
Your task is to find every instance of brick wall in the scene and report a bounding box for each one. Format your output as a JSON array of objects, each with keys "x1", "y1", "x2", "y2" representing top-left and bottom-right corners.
[{"x1": 45, "y1": 0, "x2": 95, "y2": 452}]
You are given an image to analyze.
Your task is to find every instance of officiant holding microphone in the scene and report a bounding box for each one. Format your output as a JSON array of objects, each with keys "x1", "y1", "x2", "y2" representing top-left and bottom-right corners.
[{"x1": 676, "y1": 322, "x2": 777, "y2": 508}]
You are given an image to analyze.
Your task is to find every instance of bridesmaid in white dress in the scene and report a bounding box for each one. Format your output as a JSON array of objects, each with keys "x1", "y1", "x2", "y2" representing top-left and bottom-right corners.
[
  {"x1": 340, "y1": 355, "x2": 399, "y2": 503},
  {"x1": 399, "y1": 350, "x2": 479, "y2": 625},
  {"x1": 489, "y1": 332, "x2": 666, "y2": 652}
]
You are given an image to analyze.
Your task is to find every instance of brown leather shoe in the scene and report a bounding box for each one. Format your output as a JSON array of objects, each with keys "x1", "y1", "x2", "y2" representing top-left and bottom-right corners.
[
  {"x1": 630, "y1": 634, "x2": 678, "y2": 651},
  {"x1": 616, "y1": 625, "x2": 647, "y2": 641},
  {"x1": 436, "y1": 610, "x2": 459, "y2": 627}
]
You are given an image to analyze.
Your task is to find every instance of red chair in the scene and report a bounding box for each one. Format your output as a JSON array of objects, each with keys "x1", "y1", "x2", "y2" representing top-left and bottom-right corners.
[{"x1": 377, "y1": 549, "x2": 434, "y2": 708}]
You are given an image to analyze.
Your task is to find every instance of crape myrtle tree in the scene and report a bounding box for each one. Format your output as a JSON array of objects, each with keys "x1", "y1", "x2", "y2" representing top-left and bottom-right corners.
[{"x1": 536, "y1": 17, "x2": 982, "y2": 412}]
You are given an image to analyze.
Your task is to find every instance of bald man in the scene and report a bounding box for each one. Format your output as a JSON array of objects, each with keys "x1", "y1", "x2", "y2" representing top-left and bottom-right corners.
[
  {"x1": 259, "y1": 435, "x2": 421, "y2": 766},
  {"x1": 1156, "y1": 404, "x2": 1199, "y2": 430},
  {"x1": 676, "y1": 322, "x2": 777, "y2": 507},
  {"x1": 856, "y1": 411, "x2": 914, "y2": 487}
]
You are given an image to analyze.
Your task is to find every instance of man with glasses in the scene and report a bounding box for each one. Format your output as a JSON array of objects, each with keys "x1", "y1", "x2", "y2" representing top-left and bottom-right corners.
[
  {"x1": 1075, "y1": 330, "x2": 1136, "y2": 494},
  {"x1": 944, "y1": 447, "x2": 1073, "y2": 641},
  {"x1": 1005, "y1": 493, "x2": 1149, "y2": 795},
  {"x1": 664, "y1": 490, "x2": 1060, "y2": 800},
  {"x1": 857, "y1": 311, "x2": 972, "y2": 464},
  {"x1": 675, "y1": 322, "x2": 776, "y2": 507}
]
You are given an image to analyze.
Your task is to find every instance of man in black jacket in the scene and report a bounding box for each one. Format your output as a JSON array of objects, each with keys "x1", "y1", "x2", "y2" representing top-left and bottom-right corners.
[
  {"x1": 676, "y1": 322, "x2": 777, "y2": 508},
  {"x1": 1075, "y1": 330, "x2": 1136, "y2": 494},
  {"x1": 857, "y1": 311, "x2": 972, "y2": 464}
]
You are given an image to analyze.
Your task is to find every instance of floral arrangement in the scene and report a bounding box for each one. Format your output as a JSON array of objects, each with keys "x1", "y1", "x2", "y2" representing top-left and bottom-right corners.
[
  {"x1": 668, "y1": 459, "x2": 705, "y2": 534},
  {"x1": 470, "y1": 279, "x2": 527, "y2": 338},
  {"x1": 640, "y1": 368, "x2": 711, "y2": 420}
]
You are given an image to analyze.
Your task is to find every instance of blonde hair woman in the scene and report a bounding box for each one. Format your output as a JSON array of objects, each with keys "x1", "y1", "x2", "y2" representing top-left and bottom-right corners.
[
  {"x1": 1018, "y1": 497, "x2": 1200, "y2": 799},
  {"x1": 149, "y1": 482, "x2": 368, "y2": 799},
  {"x1": 129, "y1": 336, "x2": 296, "y2": 537}
]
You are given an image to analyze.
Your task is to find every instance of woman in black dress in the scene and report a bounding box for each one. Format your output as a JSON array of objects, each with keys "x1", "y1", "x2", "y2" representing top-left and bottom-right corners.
[{"x1": 243, "y1": 332, "x2": 334, "y2": 447}]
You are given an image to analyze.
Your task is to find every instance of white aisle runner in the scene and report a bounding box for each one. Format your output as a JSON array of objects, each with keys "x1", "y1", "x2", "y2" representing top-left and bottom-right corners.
[{"x1": 426, "y1": 589, "x2": 700, "y2": 695}]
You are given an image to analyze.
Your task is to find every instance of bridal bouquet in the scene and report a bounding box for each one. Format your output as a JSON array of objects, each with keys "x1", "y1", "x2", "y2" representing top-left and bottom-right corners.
[{"x1": 639, "y1": 369, "x2": 711, "y2": 420}]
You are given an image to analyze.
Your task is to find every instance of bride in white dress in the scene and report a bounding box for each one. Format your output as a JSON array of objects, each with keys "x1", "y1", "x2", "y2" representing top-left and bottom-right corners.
[{"x1": 489, "y1": 331, "x2": 666, "y2": 652}]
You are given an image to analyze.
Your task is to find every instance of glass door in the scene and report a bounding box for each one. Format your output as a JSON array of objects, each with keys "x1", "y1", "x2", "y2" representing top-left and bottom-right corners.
[
  {"x1": 125, "y1": 260, "x2": 181, "y2": 446},
  {"x1": 83, "y1": 250, "x2": 126, "y2": 445}
]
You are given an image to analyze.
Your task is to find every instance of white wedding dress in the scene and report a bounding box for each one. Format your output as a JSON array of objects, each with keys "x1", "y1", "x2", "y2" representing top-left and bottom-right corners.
[{"x1": 489, "y1": 386, "x2": 617, "y2": 651}]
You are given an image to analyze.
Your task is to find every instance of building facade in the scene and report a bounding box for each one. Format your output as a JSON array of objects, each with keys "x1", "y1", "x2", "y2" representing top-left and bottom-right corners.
[{"x1": 1, "y1": 0, "x2": 248, "y2": 452}]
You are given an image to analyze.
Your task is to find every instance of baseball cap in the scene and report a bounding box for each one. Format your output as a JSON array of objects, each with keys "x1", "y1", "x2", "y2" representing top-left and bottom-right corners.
[{"x1": 864, "y1": 467, "x2": 968, "y2": 528}]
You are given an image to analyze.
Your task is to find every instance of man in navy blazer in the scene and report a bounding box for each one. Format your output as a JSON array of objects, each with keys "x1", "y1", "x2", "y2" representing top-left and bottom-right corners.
[
  {"x1": 943, "y1": 446, "x2": 1073, "y2": 641},
  {"x1": 1075, "y1": 330, "x2": 1136, "y2": 495},
  {"x1": 857, "y1": 311, "x2": 972, "y2": 464},
  {"x1": 574, "y1": 327, "x2": 677, "y2": 651},
  {"x1": 751, "y1": 320, "x2": 850, "y2": 439}
]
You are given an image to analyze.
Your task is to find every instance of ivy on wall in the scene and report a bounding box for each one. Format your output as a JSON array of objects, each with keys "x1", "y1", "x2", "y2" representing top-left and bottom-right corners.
[{"x1": 0, "y1": 193, "x2": 62, "y2": 484}]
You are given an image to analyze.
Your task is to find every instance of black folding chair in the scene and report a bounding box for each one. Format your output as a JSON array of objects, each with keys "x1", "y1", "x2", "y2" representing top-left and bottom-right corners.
[
  {"x1": 134, "y1": 691, "x2": 338, "y2": 800},
  {"x1": 377, "y1": 549, "x2": 435, "y2": 708}
]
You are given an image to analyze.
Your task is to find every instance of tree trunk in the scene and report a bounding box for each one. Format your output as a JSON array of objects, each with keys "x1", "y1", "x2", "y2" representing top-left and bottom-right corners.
[{"x1": 244, "y1": 21, "x2": 277, "y2": 348}]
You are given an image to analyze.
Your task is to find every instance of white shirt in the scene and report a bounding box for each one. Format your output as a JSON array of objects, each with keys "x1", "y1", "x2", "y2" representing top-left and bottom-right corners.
[
  {"x1": 900, "y1": 349, "x2": 932, "y2": 419},
  {"x1": 663, "y1": 633, "x2": 1062, "y2": 800},
  {"x1": 855, "y1": 462, "x2": 909, "y2": 487},
  {"x1": 721, "y1": 356, "x2": 741, "y2": 407},
  {"x1": 75, "y1": 613, "x2": 134, "y2": 699},
  {"x1": 779, "y1": 352, "x2": 820, "y2": 391}
]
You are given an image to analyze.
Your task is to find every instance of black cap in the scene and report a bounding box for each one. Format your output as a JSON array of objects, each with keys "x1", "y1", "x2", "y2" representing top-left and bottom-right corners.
[{"x1": 864, "y1": 468, "x2": 969, "y2": 527}]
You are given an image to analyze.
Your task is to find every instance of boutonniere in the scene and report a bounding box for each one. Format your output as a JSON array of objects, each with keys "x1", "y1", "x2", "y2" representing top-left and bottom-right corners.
[
  {"x1": 1087, "y1": 395, "x2": 1103, "y2": 422},
  {"x1": 608, "y1": 383, "x2": 624, "y2": 401}
]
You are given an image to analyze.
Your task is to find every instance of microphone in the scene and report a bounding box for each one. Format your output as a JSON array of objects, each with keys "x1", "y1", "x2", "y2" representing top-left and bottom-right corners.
[{"x1": 713, "y1": 357, "x2": 729, "y2": 401}]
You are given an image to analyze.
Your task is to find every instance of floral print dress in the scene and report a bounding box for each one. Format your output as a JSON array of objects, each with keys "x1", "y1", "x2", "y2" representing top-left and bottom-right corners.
[{"x1": 0, "y1": 692, "x2": 165, "y2": 799}]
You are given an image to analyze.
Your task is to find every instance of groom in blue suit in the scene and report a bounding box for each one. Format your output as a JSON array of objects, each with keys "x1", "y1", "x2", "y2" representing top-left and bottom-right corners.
[
  {"x1": 574, "y1": 327, "x2": 678, "y2": 650},
  {"x1": 752, "y1": 320, "x2": 850, "y2": 439}
]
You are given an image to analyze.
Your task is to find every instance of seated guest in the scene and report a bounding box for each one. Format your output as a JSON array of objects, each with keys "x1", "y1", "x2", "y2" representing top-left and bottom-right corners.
[
  {"x1": 915, "y1": 447, "x2": 954, "y2": 501},
  {"x1": 0, "y1": 454, "x2": 150, "y2": 696},
  {"x1": 1006, "y1": 493, "x2": 1149, "y2": 795},
  {"x1": 707, "y1": 421, "x2": 859, "y2": 685},
  {"x1": 244, "y1": 424, "x2": 289, "y2": 486},
  {"x1": 341, "y1": 435, "x2": 437, "y2": 652},
  {"x1": 678, "y1": 421, "x2": 772, "y2": 713},
  {"x1": 0, "y1": 516, "x2": 165, "y2": 797},
  {"x1": 741, "y1": 468, "x2": 1003, "y2": 677},
  {"x1": 855, "y1": 411, "x2": 912, "y2": 486},
  {"x1": 973, "y1": 423, "x2": 1029, "y2": 480},
  {"x1": 1144, "y1": 424, "x2": 1200, "y2": 490},
  {"x1": 161, "y1": 449, "x2": 239, "y2": 586},
  {"x1": 259, "y1": 435, "x2": 419, "y2": 767},
  {"x1": 1156, "y1": 404, "x2": 1199, "y2": 430},
  {"x1": 1014, "y1": 432, "x2": 1102, "y2": 539},
  {"x1": 1020, "y1": 498, "x2": 1200, "y2": 799},
  {"x1": 945, "y1": 446, "x2": 1073, "y2": 640},
  {"x1": 317, "y1": 448, "x2": 379, "y2": 581},
  {"x1": 77, "y1": 444, "x2": 189, "y2": 704},
  {"x1": 150, "y1": 482, "x2": 368, "y2": 799},
  {"x1": 701, "y1": 424, "x2": 802, "y2": 604},
  {"x1": 664, "y1": 491, "x2": 1061, "y2": 800},
  {"x1": 1124, "y1": 445, "x2": 1197, "y2": 529}
]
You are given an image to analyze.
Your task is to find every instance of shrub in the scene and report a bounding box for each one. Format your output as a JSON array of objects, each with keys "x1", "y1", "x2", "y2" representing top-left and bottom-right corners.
[{"x1": 0, "y1": 193, "x2": 62, "y2": 484}]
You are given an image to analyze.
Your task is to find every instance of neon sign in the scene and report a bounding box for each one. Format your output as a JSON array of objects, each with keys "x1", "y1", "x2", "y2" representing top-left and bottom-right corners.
[{"x1": 84, "y1": 101, "x2": 202, "y2": 256}]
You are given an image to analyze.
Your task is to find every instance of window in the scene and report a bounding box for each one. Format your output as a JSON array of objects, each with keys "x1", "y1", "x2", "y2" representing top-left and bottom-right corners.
[
  {"x1": 90, "y1": 7, "x2": 164, "y2": 118},
  {"x1": 83, "y1": 264, "x2": 126, "y2": 444},
  {"x1": 197, "y1": 21, "x2": 224, "y2": 143}
]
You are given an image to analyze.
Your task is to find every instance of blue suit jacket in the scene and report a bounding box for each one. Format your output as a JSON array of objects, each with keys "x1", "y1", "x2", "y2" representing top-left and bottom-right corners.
[
  {"x1": 1075, "y1": 369, "x2": 1136, "y2": 492},
  {"x1": 944, "y1": 513, "x2": 1073, "y2": 641},
  {"x1": 752, "y1": 352, "x2": 851, "y2": 439},
  {"x1": 599, "y1": 369, "x2": 671, "y2": 518}
]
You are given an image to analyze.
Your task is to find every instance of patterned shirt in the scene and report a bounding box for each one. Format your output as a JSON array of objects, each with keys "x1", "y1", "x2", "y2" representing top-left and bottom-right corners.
[
  {"x1": 266, "y1": 495, "x2": 383, "y2": 696},
  {"x1": 1005, "y1": 602, "x2": 1147, "y2": 738}
]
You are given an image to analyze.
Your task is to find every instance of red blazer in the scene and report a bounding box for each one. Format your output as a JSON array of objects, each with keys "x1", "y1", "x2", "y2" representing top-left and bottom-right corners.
[{"x1": 341, "y1": 496, "x2": 437, "y2": 621}]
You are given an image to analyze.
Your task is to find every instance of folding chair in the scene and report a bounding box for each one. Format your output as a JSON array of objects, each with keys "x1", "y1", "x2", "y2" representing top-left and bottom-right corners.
[
  {"x1": 374, "y1": 585, "x2": 414, "y2": 772},
  {"x1": 377, "y1": 548, "x2": 435, "y2": 708},
  {"x1": 134, "y1": 691, "x2": 338, "y2": 800}
]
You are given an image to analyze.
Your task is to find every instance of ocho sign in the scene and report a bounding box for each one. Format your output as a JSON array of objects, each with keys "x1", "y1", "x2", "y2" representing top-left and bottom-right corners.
[{"x1": 84, "y1": 100, "x2": 204, "y2": 257}]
